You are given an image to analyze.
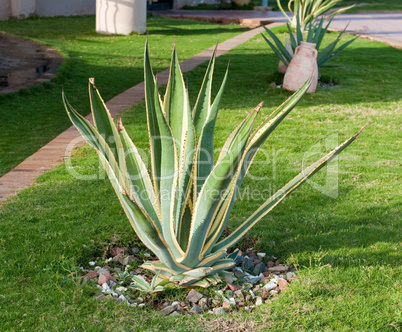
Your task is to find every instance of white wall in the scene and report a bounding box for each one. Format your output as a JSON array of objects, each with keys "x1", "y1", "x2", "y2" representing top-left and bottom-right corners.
[
  {"x1": 0, "y1": 0, "x2": 95, "y2": 20},
  {"x1": 0, "y1": 0, "x2": 11, "y2": 20},
  {"x1": 35, "y1": 0, "x2": 95, "y2": 17},
  {"x1": 11, "y1": 0, "x2": 36, "y2": 18}
]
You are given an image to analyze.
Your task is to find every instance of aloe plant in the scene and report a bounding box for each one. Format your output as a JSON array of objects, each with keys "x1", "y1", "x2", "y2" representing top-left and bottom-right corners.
[{"x1": 63, "y1": 42, "x2": 365, "y2": 288}]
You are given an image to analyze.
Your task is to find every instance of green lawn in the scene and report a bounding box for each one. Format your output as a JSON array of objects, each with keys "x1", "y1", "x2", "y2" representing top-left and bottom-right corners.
[
  {"x1": 0, "y1": 19, "x2": 401, "y2": 331},
  {"x1": 0, "y1": 15, "x2": 246, "y2": 177}
]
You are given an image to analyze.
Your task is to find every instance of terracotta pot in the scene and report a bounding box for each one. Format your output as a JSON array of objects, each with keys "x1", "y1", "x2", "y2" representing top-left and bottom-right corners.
[
  {"x1": 277, "y1": 37, "x2": 294, "y2": 74},
  {"x1": 283, "y1": 41, "x2": 318, "y2": 93},
  {"x1": 278, "y1": 60, "x2": 288, "y2": 74}
]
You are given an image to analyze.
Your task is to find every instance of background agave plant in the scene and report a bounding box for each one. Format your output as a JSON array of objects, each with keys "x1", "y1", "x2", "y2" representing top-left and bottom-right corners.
[
  {"x1": 262, "y1": 16, "x2": 357, "y2": 69},
  {"x1": 277, "y1": 0, "x2": 355, "y2": 30},
  {"x1": 63, "y1": 42, "x2": 364, "y2": 288}
]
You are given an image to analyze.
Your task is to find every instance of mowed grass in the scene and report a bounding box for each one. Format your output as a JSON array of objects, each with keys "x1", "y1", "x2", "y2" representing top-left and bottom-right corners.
[
  {"x1": 0, "y1": 15, "x2": 246, "y2": 177},
  {"x1": 0, "y1": 23, "x2": 401, "y2": 330}
]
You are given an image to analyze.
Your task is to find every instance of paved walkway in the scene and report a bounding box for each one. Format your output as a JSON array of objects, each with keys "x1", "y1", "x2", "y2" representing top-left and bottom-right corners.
[
  {"x1": 156, "y1": 10, "x2": 402, "y2": 48},
  {"x1": 1, "y1": 10, "x2": 401, "y2": 202},
  {"x1": 329, "y1": 13, "x2": 402, "y2": 49},
  {"x1": 0, "y1": 23, "x2": 282, "y2": 201}
]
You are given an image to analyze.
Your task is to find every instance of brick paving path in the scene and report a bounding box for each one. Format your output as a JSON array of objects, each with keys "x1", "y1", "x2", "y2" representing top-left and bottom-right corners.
[{"x1": 0, "y1": 23, "x2": 282, "y2": 201}]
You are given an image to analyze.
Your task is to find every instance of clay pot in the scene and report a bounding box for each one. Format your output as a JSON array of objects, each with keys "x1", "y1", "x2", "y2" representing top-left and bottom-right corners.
[
  {"x1": 278, "y1": 37, "x2": 294, "y2": 74},
  {"x1": 278, "y1": 60, "x2": 288, "y2": 74},
  {"x1": 283, "y1": 41, "x2": 318, "y2": 93}
]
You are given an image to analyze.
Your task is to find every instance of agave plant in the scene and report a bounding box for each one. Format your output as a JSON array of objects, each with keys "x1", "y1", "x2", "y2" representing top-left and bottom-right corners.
[
  {"x1": 262, "y1": 17, "x2": 357, "y2": 69},
  {"x1": 277, "y1": 0, "x2": 355, "y2": 30},
  {"x1": 131, "y1": 272, "x2": 169, "y2": 293},
  {"x1": 63, "y1": 42, "x2": 364, "y2": 288}
]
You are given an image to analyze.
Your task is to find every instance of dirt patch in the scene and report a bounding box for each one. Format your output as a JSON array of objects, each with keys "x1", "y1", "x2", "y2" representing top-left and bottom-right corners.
[{"x1": 0, "y1": 32, "x2": 63, "y2": 93}]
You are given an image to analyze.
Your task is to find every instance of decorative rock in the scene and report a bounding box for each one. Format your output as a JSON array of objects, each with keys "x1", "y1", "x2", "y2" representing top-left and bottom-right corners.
[
  {"x1": 97, "y1": 268, "x2": 109, "y2": 276},
  {"x1": 118, "y1": 294, "x2": 127, "y2": 302},
  {"x1": 143, "y1": 252, "x2": 151, "y2": 257},
  {"x1": 120, "y1": 255, "x2": 138, "y2": 266},
  {"x1": 253, "y1": 262, "x2": 266, "y2": 275},
  {"x1": 229, "y1": 297, "x2": 236, "y2": 306},
  {"x1": 138, "y1": 303, "x2": 145, "y2": 307},
  {"x1": 241, "y1": 275, "x2": 260, "y2": 284},
  {"x1": 228, "y1": 283, "x2": 240, "y2": 291},
  {"x1": 190, "y1": 305, "x2": 203, "y2": 314},
  {"x1": 109, "y1": 280, "x2": 117, "y2": 289},
  {"x1": 234, "y1": 290, "x2": 244, "y2": 301},
  {"x1": 225, "y1": 290, "x2": 234, "y2": 299},
  {"x1": 257, "y1": 252, "x2": 266, "y2": 259},
  {"x1": 160, "y1": 304, "x2": 178, "y2": 316},
  {"x1": 186, "y1": 289, "x2": 203, "y2": 304},
  {"x1": 242, "y1": 256, "x2": 255, "y2": 273},
  {"x1": 234, "y1": 268, "x2": 245, "y2": 279},
  {"x1": 132, "y1": 247, "x2": 140, "y2": 254},
  {"x1": 222, "y1": 301, "x2": 231, "y2": 310},
  {"x1": 98, "y1": 271, "x2": 117, "y2": 286},
  {"x1": 286, "y1": 271, "x2": 297, "y2": 280},
  {"x1": 172, "y1": 301, "x2": 180, "y2": 307},
  {"x1": 234, "y1": 254, "x2": 243, "y2": 266},
  {"x1": 89, "y1": 261, "x2": 96, "y2": 266},
  {"x1": 101, "y1": 283, "x2": 110, "y2": 292},
  {"x1": 268, "y1": 265, "x2": 289, "y2": 274},
  {"x1": 267, "y1": 261, "x2": 275, "y2": 268},
  {"x1": 85, "y1": 270, "x2": 98, "y2": 279},
  {"x1": 214, "y1": 307, "x2": 226, "y2": 315},
  {"x1": 169, "y1": 311, "x2": 180, "y2": 316},
  {"x1": 263, "y1": 281, "x2": 277, "y2": 292},
  {"x1": 116, "y1": 286, "x2": 127, "y2": 292},
  {"x1": 223, "y1": 274, "x2": 234, "y2": 284},
  {"x1": 111, "y1": 247, "x2": 124, "y2": 257},
  {"x1": 255, "y1": 297, "x2": 263, "y2": 306},
  {"x1": 137, "y1": 297, "x2": 144, "y2": 303},
  {"x1": 249, "y1": 290, "x2": 255, "y2": 299},
  {"x1": 199, "y1": 298, "x2": 208, "y2": 310},
  {"x1": 277, "y1": 278, "x2": 288, "y2": 291}
]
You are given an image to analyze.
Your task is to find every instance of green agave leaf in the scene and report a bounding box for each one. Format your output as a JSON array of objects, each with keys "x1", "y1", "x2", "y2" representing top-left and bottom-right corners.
[
  {"x1": 144, "y1": 41, "x2": 184, "y2": 259},
  {"x1": 99, "y1": 152, "x2": 188, "y2": 274},
  {"x1": 150, "y1": 271, "x2": 161, "y2": 289},
  {"x1": 88, "y1": 79, "x2": 124, "y2": 168},
  {"x1": 213, "y1": 125, "x2": 368, "y2": 252},
  {"x1": 317, "y1": 26, "x2": 357, "y2": 68},
  {"x1": 63, "y1": 91, "x2": 129, "y2": 195},
  {"x1": 195, "y1": 62, "x2": 229, "y2": 196},
  {"x1": 287, "y1": 23, "x2": 298, "y2": 50},
  {"x1": 192, "y1": 44, "x2": 217, "y2": 138},
  {"x1": 181, "y1": 109, "x2": 259, "y2": 267},
  {"x1": 132, "y1": 275, "x2": 151, "y2": 290},
  {"x1": 203, "y1": 80, "x2": 311, "y2": 255},
  {"x1": 163, "y1": 47, "x2": 196, "y2": 247},
  {"x1": 261, "y1": 26, "x2": 292, "y2": 64},
  {"x1": 118, "y1": 121, "x2": 160, "y2": 224}
]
